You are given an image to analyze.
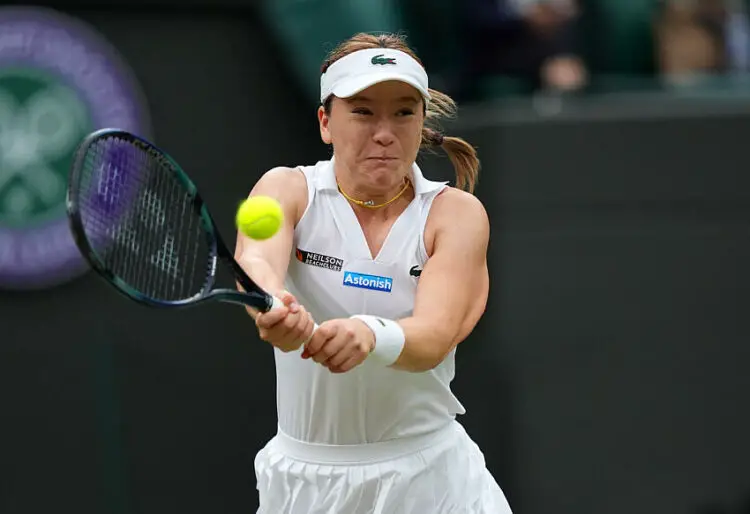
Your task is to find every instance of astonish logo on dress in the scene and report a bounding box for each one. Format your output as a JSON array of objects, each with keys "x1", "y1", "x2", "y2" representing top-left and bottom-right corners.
[{"x1": 343, "y1": 271, "x2": 393, "y2": 293}]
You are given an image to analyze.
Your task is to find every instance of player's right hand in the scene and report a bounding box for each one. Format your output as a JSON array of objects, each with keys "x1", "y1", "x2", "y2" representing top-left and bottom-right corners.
[{"x1": 254, "y1": 290, "x2": 315, "y2": 353}]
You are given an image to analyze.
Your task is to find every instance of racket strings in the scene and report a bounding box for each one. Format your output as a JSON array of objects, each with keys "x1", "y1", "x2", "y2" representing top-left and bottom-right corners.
[{"x1": 77, "y1": 136, "x2": 211, "y2": 302}]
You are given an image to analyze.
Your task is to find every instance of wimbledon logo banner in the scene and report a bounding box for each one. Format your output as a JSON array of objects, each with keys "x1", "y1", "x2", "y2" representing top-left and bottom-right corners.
[{"x1": 0, "y1": 6, "x2": 151, "y2": 290}]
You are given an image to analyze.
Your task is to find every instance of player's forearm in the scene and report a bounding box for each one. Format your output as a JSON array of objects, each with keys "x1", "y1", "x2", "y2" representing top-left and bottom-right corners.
[
  {"x1": 238, "y1": 255, "x2": 285, "y2": 293},
  {"x1": 389, "y1": 317, "x2": 460, "y2": 373},
  {"x1": 236, "y1": 255, "x2": 285, "y2": 316}
]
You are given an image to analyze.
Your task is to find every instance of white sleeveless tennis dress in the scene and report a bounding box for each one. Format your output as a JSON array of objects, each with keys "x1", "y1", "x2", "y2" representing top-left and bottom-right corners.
[{"x1": 254, "y1": 158, "x2": 512, "y2": 514}]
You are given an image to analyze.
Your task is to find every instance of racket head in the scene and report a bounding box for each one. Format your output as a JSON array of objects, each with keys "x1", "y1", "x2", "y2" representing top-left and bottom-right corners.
[{"x1": 66, "y1": 128, "x2": 220, "y2": 308}]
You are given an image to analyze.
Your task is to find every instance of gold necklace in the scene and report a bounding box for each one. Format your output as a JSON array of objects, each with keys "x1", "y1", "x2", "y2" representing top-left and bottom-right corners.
[{"x1": 337, "y1": 178, "x2": 411, "y2": 209}]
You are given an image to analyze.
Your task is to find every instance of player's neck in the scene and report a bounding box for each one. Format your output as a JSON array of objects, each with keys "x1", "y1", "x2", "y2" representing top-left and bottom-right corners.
[
  {"x1": 335, "y1": 165, "x2": 412, "y2": 205},
  {"x1": 337, "y1": 178, "x2": 413, "y2": 219}
]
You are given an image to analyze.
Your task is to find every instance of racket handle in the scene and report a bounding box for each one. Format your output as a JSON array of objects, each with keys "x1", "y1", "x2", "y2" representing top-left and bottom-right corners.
[
  {"x1": 269, "y1": 295, "x2": 320, "y2": 336},
  {"x1": 270, "y1": 295, "x2": 284, "y2": 310}
]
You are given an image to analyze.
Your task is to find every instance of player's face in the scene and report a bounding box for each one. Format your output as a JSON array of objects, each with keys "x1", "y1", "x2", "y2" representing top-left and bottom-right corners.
[{"x1": 319, "y1": 81, "x2": 424, "y2": 188}]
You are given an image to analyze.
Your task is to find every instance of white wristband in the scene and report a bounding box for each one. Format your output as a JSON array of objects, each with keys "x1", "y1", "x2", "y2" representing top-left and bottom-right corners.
[{"x1": 351, "y1": 315, "x2": 405, "y2": 366}]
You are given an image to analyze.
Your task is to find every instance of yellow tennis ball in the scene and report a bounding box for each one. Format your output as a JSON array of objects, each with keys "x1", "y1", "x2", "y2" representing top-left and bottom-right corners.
[{"x1": 236, "y1": 196, "x2": 284, "y2": 240}]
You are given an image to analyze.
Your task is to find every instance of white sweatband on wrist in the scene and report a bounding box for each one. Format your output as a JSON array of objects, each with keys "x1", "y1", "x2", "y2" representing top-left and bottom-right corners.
[{"x1": 351, "y1": 315, "x2": 405, "y2": 366}]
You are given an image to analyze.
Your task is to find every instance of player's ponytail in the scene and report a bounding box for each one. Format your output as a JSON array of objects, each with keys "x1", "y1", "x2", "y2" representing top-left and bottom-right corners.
[{"x1": 420, "y1": 90, "x2": 479, "y2": 194}]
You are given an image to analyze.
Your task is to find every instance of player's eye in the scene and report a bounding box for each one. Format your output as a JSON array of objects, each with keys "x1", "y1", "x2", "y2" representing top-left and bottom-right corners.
[
  {"x1": 352, "y1": 108, "x2": 372, "y2": 115},
  {"x1": 397, "y1": 109, "x2": 415, "y2": 117}
]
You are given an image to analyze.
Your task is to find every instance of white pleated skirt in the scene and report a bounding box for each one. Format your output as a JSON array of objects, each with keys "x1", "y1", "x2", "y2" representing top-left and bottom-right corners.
[{"x1": 254, "y1": 420, "x2": 513, "y2": 514}]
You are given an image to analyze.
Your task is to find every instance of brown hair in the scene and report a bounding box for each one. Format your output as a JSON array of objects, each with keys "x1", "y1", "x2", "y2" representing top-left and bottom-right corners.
[{"x1": 321, "y1": 33, "x2": 480, "y2": 193}]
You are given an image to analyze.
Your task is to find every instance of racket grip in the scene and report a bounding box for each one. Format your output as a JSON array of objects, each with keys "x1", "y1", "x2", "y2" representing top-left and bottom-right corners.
[
  {"x1": 269, "y1": 295, "x2": 320, "y2": 337},
  {"x1": 270, "y1": 295, "x2": 284, "y2": 310}
]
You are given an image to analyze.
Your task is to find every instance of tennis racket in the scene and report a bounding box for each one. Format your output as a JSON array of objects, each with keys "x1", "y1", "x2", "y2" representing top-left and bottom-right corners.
[{"x1": 66, "y1": 128, "x2": 286, "y2": 313}]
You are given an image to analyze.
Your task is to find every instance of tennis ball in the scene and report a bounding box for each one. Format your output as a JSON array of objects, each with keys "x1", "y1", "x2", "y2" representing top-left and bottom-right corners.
[{"x1": 236, "y1": 195, "x2": 284, "y2": 240}]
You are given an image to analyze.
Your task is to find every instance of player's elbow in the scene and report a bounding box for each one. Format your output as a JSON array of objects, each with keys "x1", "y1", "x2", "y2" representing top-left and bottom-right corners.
[
  {"x1": 424, "y1": 344, "x2": 458, "y2": 371},
  {"x1": 408, "y1": 341, "x2": 459, "y2": 372},
  {"x1": 418, "y1": 318, "x2": 476, "y2": 370},
  {"x1": 395, "y1": 327, "x2": 462, "y2": 372}
]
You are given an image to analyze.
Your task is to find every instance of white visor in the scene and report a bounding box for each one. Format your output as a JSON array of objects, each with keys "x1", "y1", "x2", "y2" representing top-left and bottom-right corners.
[{"x1": 320, "y1": 48, "x2": 430, "y2": 104}]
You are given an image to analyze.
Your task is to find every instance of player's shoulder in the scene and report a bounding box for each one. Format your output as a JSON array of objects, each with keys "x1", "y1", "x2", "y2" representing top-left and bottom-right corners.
[
  {"x1": 251, "y1": 166, "x2": 308, "y2": 198},
  {"x1": 257, "y1": 165, "x2": 307, "y2": 188},
  {"x1": 249, "y1": 166, "x2": 310, "y2": 221},
  {"x1": 431, "y1": 187, "x2": 488, "y2": 226},
  {"x1": 424, "y1": 187, "x2": 489, "y2": 255}
]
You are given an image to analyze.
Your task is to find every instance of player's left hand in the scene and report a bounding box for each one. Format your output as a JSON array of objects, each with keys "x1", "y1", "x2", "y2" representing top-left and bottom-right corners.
[{"x1": 302, "y1": 318, "x2": 375, "y2": 373}]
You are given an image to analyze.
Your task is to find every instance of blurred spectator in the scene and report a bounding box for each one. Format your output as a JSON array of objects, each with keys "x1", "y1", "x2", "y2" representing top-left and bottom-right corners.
[
  {"x1": 724, "y1": 0, "x2": 750, "y2": 71},
  {"x1": 459, "y1": 0, "x2": 588, "y2": 97},
  {"x1": 654, "y1": 0, "x2": 731, "y2": 84}
]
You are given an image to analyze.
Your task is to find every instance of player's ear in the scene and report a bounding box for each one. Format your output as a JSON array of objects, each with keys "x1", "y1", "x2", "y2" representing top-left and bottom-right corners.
[{"x1": 318, "y1": 105, "x2": 332, "y2": 145}]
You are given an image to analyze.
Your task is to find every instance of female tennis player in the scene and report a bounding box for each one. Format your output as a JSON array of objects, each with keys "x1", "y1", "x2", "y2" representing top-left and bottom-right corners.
[{"x1": 234, "y1": 32, "x2": 512, "y2": 514}]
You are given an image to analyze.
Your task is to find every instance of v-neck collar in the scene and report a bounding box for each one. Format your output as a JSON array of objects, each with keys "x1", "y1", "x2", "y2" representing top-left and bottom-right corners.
[{"x1": 319, "y1": 158, "x2": 444, "y2": 261}]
